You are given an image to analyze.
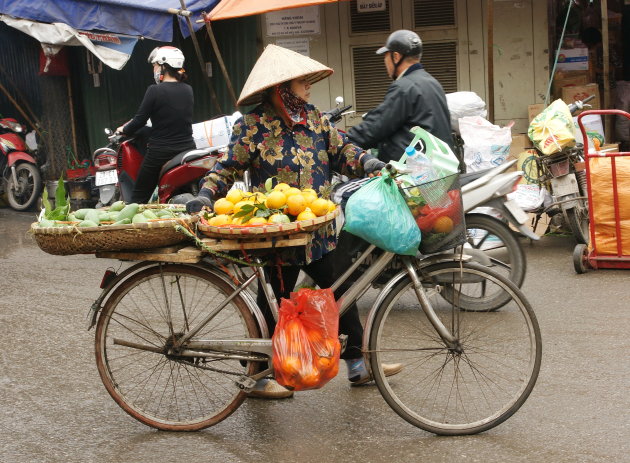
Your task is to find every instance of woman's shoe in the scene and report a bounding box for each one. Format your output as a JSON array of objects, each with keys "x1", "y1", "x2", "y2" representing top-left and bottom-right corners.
[
  {"x1": 346, "y1": 358, "x2": 403, "y2": 387},
  {"x1": 248, "y1": 379, "x2": 294, "y2": 399}
]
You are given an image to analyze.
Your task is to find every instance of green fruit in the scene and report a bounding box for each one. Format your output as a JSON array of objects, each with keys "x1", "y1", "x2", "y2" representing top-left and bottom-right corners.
[
  {"x1": 98, "y1": 211, "x2": 111, "y2": 221},
  {"x1": 269, "y1": 213, "x2": 291, "y2": 224},
  {"x1": 156, "y1": 209, "x2": 175, "y2": 218},
  {"x1": 74, "y1": 209, "x2": 92, "y2": 220},
  {"x1": 117, "y1": 203, "x2": 139, "y2": 222},
  {"x1": 85, "y1": 209, "x2": 100, "y2": 225},
  {"x1": 109, "y1": 212, "x2": 120, "y2": 222},
  {"x1": 67, "y1": 213, "x2": 77, "y2": 222},
  {"x1": 112, "y1": 218, "x2": 131, "y2": 225},
  {"x1": 78, "y1": 220, "x2": 98, "y2": 228},
  {"x1": 143, "y1": 209, "x2": 158, "y2": 219},
  {"x1": 38, "y1": 219, "x2": 55, "y2": 228},
  {"x1": 132, "y1": 213, "x2": 149, "y2": 224},
  {"x1": 109, "y1": 200, "x2": 125, "y2": 212}
]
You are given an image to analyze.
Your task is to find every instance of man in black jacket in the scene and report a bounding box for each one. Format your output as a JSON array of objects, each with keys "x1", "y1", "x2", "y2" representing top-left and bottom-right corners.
[{"x1": 347, "y1": 30, "x2": 454, "y2": 163}]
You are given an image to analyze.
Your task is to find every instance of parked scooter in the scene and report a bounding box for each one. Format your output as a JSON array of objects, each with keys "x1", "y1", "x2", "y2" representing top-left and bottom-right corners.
[
  {"x1": 92, "y1": 126, "x2": 223, "y2": 206},
  {"x1": 0, "y1": 117, "x2": 43, "y2": 211},
  {"x1": 523, "y1": 96, "x2": 595, "y2": 244}
]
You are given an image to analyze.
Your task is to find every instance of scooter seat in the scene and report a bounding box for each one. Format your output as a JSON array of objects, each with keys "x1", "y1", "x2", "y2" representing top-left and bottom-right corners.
[
  {"x1": 159, "y1": 148, "x2": 213, "y2": 178},
  {"x1": 459, "y1": 168, "x2": 492, "y2": 186}
]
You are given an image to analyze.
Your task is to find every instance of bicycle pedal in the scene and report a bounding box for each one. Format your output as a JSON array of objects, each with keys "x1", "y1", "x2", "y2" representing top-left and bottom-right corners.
[
  {"x1": 338, "y1": 334, "x2": 348, "y2": 354},
  {"x1": 235, "y1": 376, "x2": 257, "y2": 392}
]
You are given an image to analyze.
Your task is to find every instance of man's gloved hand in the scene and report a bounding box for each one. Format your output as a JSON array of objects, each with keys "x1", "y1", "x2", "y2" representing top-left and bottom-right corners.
[
  {"x1": 361, "y1": 153, "x2": 386, "y2": 176},
  {"x1": 186, "y1": 188, "x2": 214, "y2": 214}
]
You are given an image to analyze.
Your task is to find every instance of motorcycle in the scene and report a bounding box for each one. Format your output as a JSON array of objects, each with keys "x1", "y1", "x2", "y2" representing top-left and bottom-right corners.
[
  {"x1": 328, "y1": 99, "x2": 533, "y2": 291},
  {"x1": 523, "y1": 95, "x2": 595, "y2": 244},
  {"x1": 0, "y1": 117, "x2": 43, "y2": 211},
  {"x1": 92, "y1": 124, "x2": 226, "y2": 207}
]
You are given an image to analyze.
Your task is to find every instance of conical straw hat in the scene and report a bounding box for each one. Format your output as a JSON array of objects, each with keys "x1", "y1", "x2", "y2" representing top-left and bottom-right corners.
[{"x1": 237, "y1": 44, "x2": 333, "y2": 106}]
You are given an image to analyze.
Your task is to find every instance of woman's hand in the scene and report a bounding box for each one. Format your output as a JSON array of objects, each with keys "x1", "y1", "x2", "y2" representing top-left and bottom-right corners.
[
  {"x1": 361, "y1": 154, "x2": 386, "y2": 177},
  {"x1": 115, "y1": 125, "x2": 125, "y2": 135}
]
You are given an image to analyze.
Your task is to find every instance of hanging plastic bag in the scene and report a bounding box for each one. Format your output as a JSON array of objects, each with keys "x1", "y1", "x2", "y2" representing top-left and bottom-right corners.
[
  {"x1": 272, "y1": 288, "x2": 341, "y2": 391},
  {"x1": 459, "y1": 116, "x2": 512, "y2": 172},
  {"x1": 343, "y1": 171, "x2": 421, "y2": 255},
  {"x1": 446, "y1": 91, "x2": 487, "y2": 133},
  {"x1": 528, "y1": 99, "x2": 576, "y2": 155}
]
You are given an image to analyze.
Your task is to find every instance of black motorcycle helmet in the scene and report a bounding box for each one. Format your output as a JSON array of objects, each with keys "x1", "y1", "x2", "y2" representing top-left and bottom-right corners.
[{"x1": 376, "y1": 30, "x2": 423, "y2": 57}]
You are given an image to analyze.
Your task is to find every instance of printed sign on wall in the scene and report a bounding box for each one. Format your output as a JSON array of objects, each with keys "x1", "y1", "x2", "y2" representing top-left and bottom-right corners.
[
  {"x1": 266, "y1": 6, "x2": 320, "y2": 37},
  {"x1": 357, "y1": 0, "x2": 387, "y2": 12}
]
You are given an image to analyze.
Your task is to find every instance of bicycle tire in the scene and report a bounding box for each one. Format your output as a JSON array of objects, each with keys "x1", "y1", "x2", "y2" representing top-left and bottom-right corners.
[
  {"x1": 368, "y1": 261, "x2": 541, "y2": 435},
  {"x1": 457, "y1": 214, "x2": 526, "y2": 311},
  {"x1": 95, "y1": 264, "x2": 261, "y2": 431}
]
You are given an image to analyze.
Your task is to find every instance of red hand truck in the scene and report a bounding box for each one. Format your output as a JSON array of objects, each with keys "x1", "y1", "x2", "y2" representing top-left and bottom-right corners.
[{"x1": 573, "y1": 109, "x2": 630, "y2": 273}]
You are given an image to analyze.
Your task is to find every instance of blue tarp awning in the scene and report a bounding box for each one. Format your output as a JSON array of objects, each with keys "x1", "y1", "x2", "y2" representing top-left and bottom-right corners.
[{"x1": 0, "y1": 0, "x2": 220, "y2": 42}]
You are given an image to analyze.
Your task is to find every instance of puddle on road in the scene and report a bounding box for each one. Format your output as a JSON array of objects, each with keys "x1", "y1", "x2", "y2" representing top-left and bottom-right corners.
[{"x1": 0, "y1": 208, "x2": 39, "y2": 258}]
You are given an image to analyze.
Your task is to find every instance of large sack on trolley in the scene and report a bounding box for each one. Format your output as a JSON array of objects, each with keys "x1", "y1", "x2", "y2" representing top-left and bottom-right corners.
[{"x1": 589, "y1": 156, "x2": 630, "y2": 255}]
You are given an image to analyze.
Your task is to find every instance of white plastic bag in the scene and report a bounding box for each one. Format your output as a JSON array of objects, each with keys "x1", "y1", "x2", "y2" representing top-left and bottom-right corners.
[
  {"x1": 192, "y1": 111, "x2": 242, "y2": 150},
  {"x1": 446, "y1": 92, "x2": 487, "y2": 133},
  {"x1": 459, "y1": 116, "x2": 512, "y2": 172}
]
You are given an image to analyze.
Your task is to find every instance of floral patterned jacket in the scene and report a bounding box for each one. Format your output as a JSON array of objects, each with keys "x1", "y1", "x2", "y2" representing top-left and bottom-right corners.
[{"x1": 202, "y1": 102, "x2": 367, "y2": 264}]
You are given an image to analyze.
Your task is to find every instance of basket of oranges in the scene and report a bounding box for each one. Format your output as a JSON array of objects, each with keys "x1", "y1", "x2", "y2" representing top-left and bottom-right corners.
[
  {"x1": 197, "y1": 183, "x2": 340, "y2": 240},
  {"x1": 402, "y1": 174, "x2": 466, "y2": 254}
]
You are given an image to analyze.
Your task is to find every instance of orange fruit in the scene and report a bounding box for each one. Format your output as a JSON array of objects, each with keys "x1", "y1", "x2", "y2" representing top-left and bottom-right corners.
[
  {"x1": 284, "y1": 187, "x2": 302, "y2": 198},
  {"x1": 208, "y1": 214, "x2": 231, "y2": 226},
  {"x1": 247, "y1": 216, "x2": 267, "y2": 225},
  {"x1": 301, "y1": 188, "x2": 317, "y2": 195},
  {"x1": 286, "y1": 194, "x2": 306, "y2": 216},
  {"x1": 225, "y1": 188, "x2": 245, "y2": 204},
  {"x1": 299, "y1": 367, "x2": 321, "y2": 389},
  {"x1": 274, "y1": 182, "x2": 291, "y2": 192},
  {"x1": 213, "y1": 198, "x2": 234, "y2": 215},
  {"x1": 327, "y1": 200, "x2": 337, "y2": 213},
  {"x1": 246, "y1": 191, "x2": 267, "y2": 203},
  {"x1": 316, "y1": 355, "x2": 335, "y2": 371},
  {"x1": 433, "y1": 216, "x2": 454, "y2": 233},
  {"x1": 265, "y1": 190, "x2": 287, "y2": 209},
  {"x1": 297, "y1": 208, "x2": 316, "y2": 221},
  {"x1": 301, "y1": 191, "x2": 318, "y2": 205},
  {"x1": 309, "y1": 198, "x2": 329, "y2": 217},
  {"x1": 281, "y1": 356, "x2": 302, "y2": 376}
]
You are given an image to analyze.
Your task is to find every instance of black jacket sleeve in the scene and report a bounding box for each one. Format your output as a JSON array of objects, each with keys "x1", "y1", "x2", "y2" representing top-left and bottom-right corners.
[
  {"x1": 123, "y1": 85, "x2": 157, "y2": 135},
  {"x1": 347, "y1": 81, "x2": 410, "y2": 151}
]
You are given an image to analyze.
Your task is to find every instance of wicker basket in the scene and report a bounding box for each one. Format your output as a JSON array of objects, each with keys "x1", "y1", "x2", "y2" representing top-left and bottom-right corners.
[
  {"x1": 30, "y1": 217, "x2": 197, "y2": 256},
  {"x1": 197, "y1": 207, "x2": 339, "y2": 239}
]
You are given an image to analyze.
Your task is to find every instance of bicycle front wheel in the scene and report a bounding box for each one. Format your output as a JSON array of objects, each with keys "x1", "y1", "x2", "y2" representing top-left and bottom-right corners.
[
  {"x1": 95, "y1": 264, "x2": 261, "y2": 431},
  {"x1": 369, "y1": 261, "x2": 541, "y2": 435}
]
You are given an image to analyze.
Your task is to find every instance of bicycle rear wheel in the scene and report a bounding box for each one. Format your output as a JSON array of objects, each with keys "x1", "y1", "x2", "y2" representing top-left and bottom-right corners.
[
  {"x1": 369, "y1": 261, "x2": 541, "y2": 435},
  {"x1": 95, "y1": 264, "x2": 261, "y2": 431}
]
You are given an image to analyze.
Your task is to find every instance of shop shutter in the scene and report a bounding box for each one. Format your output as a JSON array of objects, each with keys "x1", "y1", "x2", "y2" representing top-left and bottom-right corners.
[
  {"x1": 351, "y1": 45, "x2": 391, "y2": 112},
  {"x1": 350, "y1": 0, "x2": 391, "y2": 34},
  {"x1": 413, "y1": 0, "x2": 456, "y2": 28},
  {"x1": 352, "y1": 41, "x2": 458, "y2": 113},
  {"x1": 421, "y1": 41, "x2": 458, "y2": 93}
]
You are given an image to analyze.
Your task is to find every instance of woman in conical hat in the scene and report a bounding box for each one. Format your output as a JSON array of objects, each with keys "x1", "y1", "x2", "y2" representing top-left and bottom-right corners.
[{"x1": 187, "y1": 45, "x2": 400, "y2": 398}]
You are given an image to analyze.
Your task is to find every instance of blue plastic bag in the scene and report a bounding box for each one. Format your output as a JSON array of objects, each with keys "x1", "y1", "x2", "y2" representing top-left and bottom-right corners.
[{"x1": 343, "y1": 172, "x2": 421, "y2": 256}]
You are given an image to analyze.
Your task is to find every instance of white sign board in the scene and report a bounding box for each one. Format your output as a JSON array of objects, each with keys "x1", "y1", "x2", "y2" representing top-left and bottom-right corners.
[
  {"x1": 275, "y1": 37, "x2": 310, "y2": 56},
  {"x1": 265, "y1": 6, "x2": 320, "y2": 37},
  {"x1": 357, "y1": 0, "x2": 386, "y2": 12}
]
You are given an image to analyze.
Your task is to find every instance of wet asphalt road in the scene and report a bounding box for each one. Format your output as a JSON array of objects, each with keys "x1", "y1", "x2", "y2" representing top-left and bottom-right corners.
[{"x1": 0, "y1": 207, "x2": 628, "y2": 463}]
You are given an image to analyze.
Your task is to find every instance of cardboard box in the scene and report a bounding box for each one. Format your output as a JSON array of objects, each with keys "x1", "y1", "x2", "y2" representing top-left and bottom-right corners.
[
  {"x1": 552, "y1": 71, "x2": 589, "y2": 99},
  {"x1": 561, "y1": 83, "x2": 600, "y2": 113},
  {"x1": 510, "y1": 133, "x2": 533, "y2": 159},
  {"x1": 556, "y1": 47, "x2": 589, "y2": 71},
  {"x1": 528, "y1": 104, "x2": 545, "y2": 123}
]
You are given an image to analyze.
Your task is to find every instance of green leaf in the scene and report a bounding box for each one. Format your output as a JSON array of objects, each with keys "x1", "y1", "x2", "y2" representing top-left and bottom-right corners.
[
  {"x1": 233, "y1": 204, "x2": 255, "y2": 218},
  {"x1": 55, "y1": 174, "x2": 67, "y2": 209},
  {"x1": 42, "y1": 187, "x2": 52, "y2": 218},
  {"x1": 264, "y1": 177, "x2": 273, "y2": 193},
  {"x1": 255, "y1": 209, "x2": 271, "y2": 218}
]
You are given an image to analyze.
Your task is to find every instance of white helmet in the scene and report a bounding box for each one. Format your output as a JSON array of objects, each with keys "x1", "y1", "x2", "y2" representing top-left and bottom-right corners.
[{"x1": 148, "y1": 46, "x2": 185, "y2": 69}]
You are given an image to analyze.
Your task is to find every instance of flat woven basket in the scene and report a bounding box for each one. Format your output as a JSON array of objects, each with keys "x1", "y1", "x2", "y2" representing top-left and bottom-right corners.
[
  {"x1": 197, "y1": 207, "x2": 339, "y2": 239},
  {"x1": 30, "y1": 217, "x2": 197, "y2": 256}
]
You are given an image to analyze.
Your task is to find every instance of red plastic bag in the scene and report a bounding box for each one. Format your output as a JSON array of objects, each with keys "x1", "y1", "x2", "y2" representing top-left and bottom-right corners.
[
  {"x1": 415, "y1": 189, "x2": 462, "y2": 232},
  {"x1": 272, "y1": 288, "x2": 341, "y2": 391}
]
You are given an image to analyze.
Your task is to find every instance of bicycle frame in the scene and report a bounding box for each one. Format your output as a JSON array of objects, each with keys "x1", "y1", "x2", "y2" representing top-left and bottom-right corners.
[{"x1": 108, "y1": 244, "x2": 463, "y2": 378}]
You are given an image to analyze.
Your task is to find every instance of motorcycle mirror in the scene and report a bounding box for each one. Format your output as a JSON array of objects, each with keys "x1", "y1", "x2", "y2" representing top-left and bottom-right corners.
[
  {"x1": 104, "y1": 128, "x2": 113, "y2": 136},
  {"x1": 335, "y1": 96, "x2": 344, "y2": 106}
]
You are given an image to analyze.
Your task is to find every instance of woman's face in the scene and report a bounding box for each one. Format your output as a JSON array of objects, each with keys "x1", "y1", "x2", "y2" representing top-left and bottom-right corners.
[{"x1": 289, "y1": 78, "x2": 311, "y2": 101}]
